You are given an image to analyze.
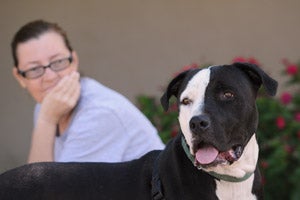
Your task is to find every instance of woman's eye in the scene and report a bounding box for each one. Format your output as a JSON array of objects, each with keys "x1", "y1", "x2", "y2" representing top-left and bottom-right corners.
[
  {"x1": 29, "y1": 66, "x2": 43, "y2": 72},
  {"x1": 181, "y1": 98, "x2": 192, "y2": 105}
]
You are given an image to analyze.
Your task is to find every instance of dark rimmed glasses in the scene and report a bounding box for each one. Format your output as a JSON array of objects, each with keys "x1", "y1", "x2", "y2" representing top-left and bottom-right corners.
[{"x1": 17, "y1": 56, "x2": 73, "y2": 79}]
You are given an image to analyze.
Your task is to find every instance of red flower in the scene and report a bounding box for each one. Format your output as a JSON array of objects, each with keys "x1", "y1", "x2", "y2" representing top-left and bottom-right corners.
[
  {"x1": 168, "y1": 102, "x2": 178, "y2": 112},
  {"x1": 276, "y1": 116, "x2": 286, "y2": 129},
  {"x1": 170, "y1": 127, "x2": 179, "y2": 138},
  {"x1": 282, "y1": 58, "x2": 298, "y2": 75},
  {"x1": 260, "y1": 161, "x2": 269, "y2": 169},
  {"x1": 173, "y1": 63, "x2": 199, "y2": 77},
  {"x1": 295, "y1": 113, "x2": 300, "y2": 122},
  {"x1": 183, "y1": 63, "x2": 198, "y2": 70},
  {"x1": 280, "y1": 92, "x2": 292, "y2": 105},
  {"x1": 232, "y1": 57, "x2": 247, "y2": 63},
  {"x1": 284, "y1": 145, "x2": 293, "y2": 154},
  {"x1": 248, "y1": 57, "x2": 260, "y2": 66},
  {"x1": 286, "y1": 65, "x2": 298, "y2": 75},
  {"x1": 232, "y1": 57, "x2": 260, "y2": 66}
]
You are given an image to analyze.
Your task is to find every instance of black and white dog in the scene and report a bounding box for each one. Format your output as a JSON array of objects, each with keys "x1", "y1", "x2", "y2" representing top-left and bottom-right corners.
[{"x1": 0, "y1": 62, "x2": 277, "y2": 200}]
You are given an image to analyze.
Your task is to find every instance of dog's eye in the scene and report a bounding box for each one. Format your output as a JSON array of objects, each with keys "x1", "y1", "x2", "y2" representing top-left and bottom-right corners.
[
  {"x1": 221, "y1": 91, "x2": 235, "y2": 101},
  {"x1": 181, "y1": 98, "x2": 192, "y2": 105}
]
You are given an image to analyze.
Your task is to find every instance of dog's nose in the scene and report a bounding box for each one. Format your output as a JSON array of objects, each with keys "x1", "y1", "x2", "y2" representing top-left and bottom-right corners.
[{"x1": 189, "y1": 115, "x2": 210, "y2": 132}]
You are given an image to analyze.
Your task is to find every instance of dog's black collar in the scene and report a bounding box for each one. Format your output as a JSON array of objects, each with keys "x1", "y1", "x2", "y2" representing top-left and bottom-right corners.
[
  {"x1": 151, "y1": 154, "x2": 166, "y2": 200},
  {"x1": 181, "y1": 137, "x2": 254, "y2": 182}
]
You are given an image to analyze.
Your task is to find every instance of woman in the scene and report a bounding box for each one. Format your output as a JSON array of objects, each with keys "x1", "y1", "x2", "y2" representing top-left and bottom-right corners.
[{"x1": 12, "y1": 20, "x2": 164, "y2": 163}]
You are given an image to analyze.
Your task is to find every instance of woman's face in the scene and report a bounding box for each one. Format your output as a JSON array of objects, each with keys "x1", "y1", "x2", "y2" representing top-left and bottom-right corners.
[{"x1": 13, "y1": 31, "x2": 79, "y2": 103}]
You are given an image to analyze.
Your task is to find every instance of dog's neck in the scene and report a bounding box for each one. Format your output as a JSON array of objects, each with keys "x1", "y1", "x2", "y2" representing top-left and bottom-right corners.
[{"x1": 181, "y1": 134, "x2": 258, "y2": 182}]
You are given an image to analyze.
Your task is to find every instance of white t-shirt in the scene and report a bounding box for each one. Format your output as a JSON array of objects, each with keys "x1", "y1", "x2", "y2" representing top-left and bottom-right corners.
[{"x1": 34, "y1": 77, "x2": 165, "y2": 162}]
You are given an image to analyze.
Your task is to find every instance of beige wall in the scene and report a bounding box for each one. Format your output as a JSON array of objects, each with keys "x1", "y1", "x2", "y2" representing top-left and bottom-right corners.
[{"x1": 1, "y1": 0, "x2": 299, "y2": 172}]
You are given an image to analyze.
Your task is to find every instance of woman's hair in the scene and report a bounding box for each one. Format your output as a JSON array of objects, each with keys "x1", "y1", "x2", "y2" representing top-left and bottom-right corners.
[{"x1": 11, "y1": 19, "x2": 73, "y2": 67}]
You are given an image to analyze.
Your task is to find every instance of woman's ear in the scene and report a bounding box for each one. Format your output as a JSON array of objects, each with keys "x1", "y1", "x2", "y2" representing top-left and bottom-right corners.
[
  {"x1": 12, "y1": 67, "x2": 27, "y2": 88},
  {"x1": 71, "y1": 51, "x2": 79, "y2": 71}
]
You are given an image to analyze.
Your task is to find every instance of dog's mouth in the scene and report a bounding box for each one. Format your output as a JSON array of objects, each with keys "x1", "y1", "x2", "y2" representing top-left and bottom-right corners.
[{"x1": 193, "y1": 143, "x2": 243, "y2": 168}]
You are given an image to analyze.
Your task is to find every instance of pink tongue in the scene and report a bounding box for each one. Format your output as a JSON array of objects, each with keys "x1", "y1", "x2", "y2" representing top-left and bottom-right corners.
[{"x1": 195, "y1": 146, "x2": 219, "y2": 165}]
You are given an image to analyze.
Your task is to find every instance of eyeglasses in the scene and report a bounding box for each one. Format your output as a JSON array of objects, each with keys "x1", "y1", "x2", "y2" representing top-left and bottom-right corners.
[{"x1": 17, "y1": 56, "x2": 73, "y2": 79}]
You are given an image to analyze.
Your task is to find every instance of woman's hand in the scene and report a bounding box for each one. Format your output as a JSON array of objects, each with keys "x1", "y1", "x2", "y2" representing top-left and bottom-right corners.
[{"x1": 39, "y1": 71, "x2": 81, "y2": 124}]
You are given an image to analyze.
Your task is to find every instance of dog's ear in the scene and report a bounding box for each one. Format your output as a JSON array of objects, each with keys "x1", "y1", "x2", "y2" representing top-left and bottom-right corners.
[
  {"x1": 233, "y1": 62, "x2": 278, "y2": 96},
  {"x1": 160, "y1": 70, "x2": 193, "y2": 111}
]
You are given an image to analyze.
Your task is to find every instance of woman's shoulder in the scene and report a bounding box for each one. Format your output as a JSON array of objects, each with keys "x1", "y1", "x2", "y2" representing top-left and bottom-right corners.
[
  {"x1": 80, "y1": 77, "x2": 114, "y2": 97},
  {"x1": 78, "y1": 77, "x2": 133, "y2": 108},
  {"x1": 80, "y1": 77, "x2": 104, "y2": 90}
]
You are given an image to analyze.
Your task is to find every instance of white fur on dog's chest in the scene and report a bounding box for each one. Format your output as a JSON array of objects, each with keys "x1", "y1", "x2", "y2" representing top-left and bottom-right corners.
[{"x1": 215, "y1": 174, "x2": 256, "y2": 200}]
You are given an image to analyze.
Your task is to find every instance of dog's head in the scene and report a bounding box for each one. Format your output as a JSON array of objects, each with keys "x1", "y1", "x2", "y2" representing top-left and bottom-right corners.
[{"x1": 161, "y1": 63, "x2": 277, "y2": 173}]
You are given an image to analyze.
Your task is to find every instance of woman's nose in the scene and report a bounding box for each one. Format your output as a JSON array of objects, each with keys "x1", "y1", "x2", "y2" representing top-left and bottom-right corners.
[{"x1": 43, "y1": 67, "x2": 58, "y2": 80}]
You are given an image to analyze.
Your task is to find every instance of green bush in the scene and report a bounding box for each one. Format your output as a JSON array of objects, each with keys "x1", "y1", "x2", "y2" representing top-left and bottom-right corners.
[{"x1": 136, "y1": 58, "x2": 300, "y2": 199}]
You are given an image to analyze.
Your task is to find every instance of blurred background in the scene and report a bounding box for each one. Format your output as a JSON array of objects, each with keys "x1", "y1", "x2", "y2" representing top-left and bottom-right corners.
[{"x1": 0, "y1": 0, "x2": 299, "y2": 191}]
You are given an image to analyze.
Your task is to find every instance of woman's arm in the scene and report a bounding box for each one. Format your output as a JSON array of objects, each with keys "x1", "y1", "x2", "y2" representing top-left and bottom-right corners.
[
  {"x1": 27, "y1": 72, "x2": 80, "y2": 163},
  {"x1": 27, "y1": 118, "x2": 57, "y2": 163}
]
